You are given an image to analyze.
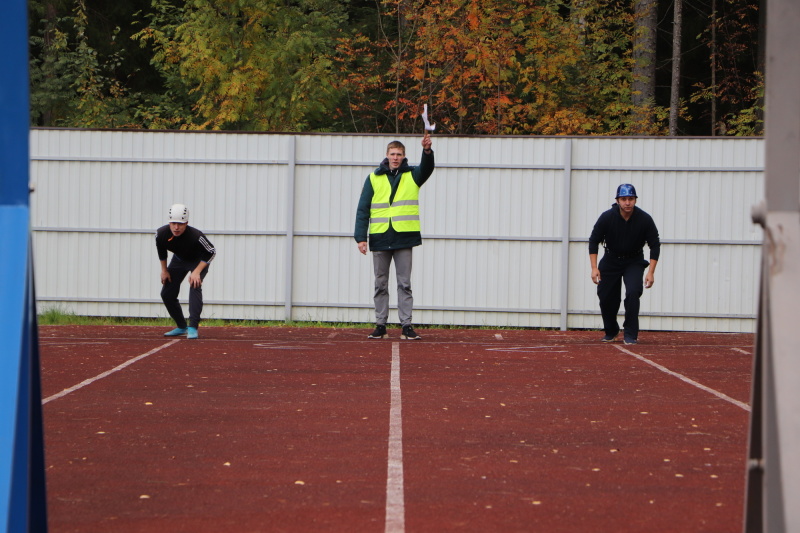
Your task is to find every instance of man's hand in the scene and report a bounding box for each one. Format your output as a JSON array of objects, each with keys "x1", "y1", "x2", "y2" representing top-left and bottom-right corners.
[
  {"x1": 591, "y1": 267, "x2": 601, "y2": 285},
  {"x1": 189, "y1": 262, "x2": 207, "y2": 288},
  {"x1": 189, "y1": 271, "x2": 202, "y2": 288},
  {"x1": 161, "y1": 271, "x2": 171, "y2": 285},
  {"x1": 357, "y1": 242, "x2": 368, "y2": 255},
  {"x1": 422, "y1": 132, "x2": 432, "y2": 152},
  {"x1": 645, "y1": 259, "x2": 657, "y2": 289}
]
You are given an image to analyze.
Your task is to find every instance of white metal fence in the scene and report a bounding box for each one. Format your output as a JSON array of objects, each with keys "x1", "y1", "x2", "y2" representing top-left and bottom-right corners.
[{"x1": 30, "y1": 128, "x2": 764, "y2": 332}]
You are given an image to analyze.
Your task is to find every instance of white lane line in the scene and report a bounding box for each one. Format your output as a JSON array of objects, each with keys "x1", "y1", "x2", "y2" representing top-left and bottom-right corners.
[
  {"x1": 614, "y1": 345, "x2": 750, "y2": 412},
  {"x1": 732, "y1": 348, "x2": 751, "y2": 355},
  {"x1": 385, "y1": 342, "x2": 405, "y2": 533},
  {"x1": 42, "y1": 340, "x2": 180, "y2": 405}
]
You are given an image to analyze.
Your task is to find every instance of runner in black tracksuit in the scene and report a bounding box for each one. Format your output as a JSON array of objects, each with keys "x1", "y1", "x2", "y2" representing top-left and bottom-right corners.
[
  {"x1": 589, "y1": 184, "x2": 660, "y2": 345},
  {"x1": 156, "y1": 204, "x2": 216, "y2": 339}
]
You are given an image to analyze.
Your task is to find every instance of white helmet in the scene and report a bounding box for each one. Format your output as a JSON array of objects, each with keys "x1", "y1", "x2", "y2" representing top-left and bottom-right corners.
[{"x1": 168, "y1": 203, "x2": 189, "y2": 224}]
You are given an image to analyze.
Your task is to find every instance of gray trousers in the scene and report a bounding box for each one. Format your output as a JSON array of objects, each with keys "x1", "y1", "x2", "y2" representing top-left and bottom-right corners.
[{"x1": 372, "y1": 248, "x2": 413, "y2": 326}]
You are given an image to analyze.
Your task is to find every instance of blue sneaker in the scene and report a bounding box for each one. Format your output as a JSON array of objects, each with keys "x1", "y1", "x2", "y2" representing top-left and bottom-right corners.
[
  {"x1": 187, "y1": 327, "x2": 199, "y2": 339},
  {"x1": 164, "y1": 327, "x2": 188, "y2": 337},
  {"x1": 624, "y1": 336, "x2": 638, "y2": 345},
  {"x1": 600, "y1": 333, "x2": 618, "y2": 343}
]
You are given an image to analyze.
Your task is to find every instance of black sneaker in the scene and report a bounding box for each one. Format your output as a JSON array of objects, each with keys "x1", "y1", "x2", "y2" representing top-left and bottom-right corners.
[
  {"x1": 401, "y1": 325, "x2": 421, "y2": 340},
  {"x1": 623, "y1": 336, "x2": 638, "y2": 345},
  {"x1": 368, "y1": 325, "x2": 387, "y2": 339},
  {"x1": 600, "y1": 333, "x2": 618, "y2": 342}
]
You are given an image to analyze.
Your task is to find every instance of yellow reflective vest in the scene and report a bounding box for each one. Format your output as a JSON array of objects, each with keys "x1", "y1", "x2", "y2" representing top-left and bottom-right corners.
[{"x1": 368, "y1": 171, "x2": 421, "y2": 233}]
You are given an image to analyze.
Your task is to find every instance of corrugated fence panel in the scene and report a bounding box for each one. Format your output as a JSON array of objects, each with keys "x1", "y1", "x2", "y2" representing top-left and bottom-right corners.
[
  {"x1": 204, "y1": 235, "x2": 284, "y2": 305},
  {"x1": 292, "y1": 235, "x2": 368, "y2": 308},
  {"x1": 424, "y1": 167, "x2": 563, "y2": 239},
  {"x1": 414, "y1": 240, "x2": 562, "y2": 313},
  {"x1": 567, "y1": 137, "x2": 762, "y2": 332},
  {"x1": 295, "y1": 164, "x2": 363, "y2": 235},
  {"x1": 30, "y1": 129, "x2": 764, "y2": 332},
  {"x1": 32, "y1": 232, "x2": 154, "y2": 302}
]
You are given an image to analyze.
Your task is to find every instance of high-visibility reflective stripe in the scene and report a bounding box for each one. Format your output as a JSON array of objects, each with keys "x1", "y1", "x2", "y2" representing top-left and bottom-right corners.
[
  {"x1": 391, "y1": 200, "x2": 419, "y2": 207},
  {"x1": 391, "y1": 215, "x2": 419, "y2": 222},
  {"x1": 370, "y1": 217, "x2": 390, "y2": 223},
  {"x1": 371, "y1": 203, "x2": 390, "y2": 209}
]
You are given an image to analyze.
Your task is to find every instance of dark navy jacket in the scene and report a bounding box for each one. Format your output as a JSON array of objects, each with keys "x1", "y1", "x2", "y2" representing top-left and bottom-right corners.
[{"x1": 589, "y1": 204, "x2": 660, "y2": 261}]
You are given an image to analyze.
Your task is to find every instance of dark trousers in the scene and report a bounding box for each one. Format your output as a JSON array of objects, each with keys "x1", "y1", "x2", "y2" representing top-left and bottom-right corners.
[
  {"x1": 160, "y1": 256, "x2": 209, "y2": 329},
  {"x1": 597, "y1": 255, "x2": 648, "y2": 340}
]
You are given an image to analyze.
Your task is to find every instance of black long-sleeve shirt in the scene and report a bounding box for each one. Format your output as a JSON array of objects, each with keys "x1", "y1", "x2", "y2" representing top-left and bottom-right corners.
[
  {"x1": 155, "y1": 225, "x2": 216, "y2": 264},
  {"x1": 588, "y1": 204, "x2": 660, "y2": 261}
]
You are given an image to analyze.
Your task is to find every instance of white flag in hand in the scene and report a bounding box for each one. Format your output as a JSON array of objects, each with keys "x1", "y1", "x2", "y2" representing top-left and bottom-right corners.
[{"x1": 422, "y1": 104, "x2": 436, "y2": 132}]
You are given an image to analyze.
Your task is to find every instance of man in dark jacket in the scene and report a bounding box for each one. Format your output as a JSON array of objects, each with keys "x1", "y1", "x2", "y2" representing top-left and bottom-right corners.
[
  {"x1": 589, "y1": 184, "x2": 660, "y2": 345},
  {"x1": 155, "y1": 203, "x2": 216, "y2": 339},
  {"x1": 355, "y1": 134, "x2": 434, "y2": 340}
]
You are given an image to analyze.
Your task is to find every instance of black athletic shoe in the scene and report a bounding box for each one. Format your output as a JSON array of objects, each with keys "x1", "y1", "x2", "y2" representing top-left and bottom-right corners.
[
  {"x1": 368, "y1": 325, "x2": 387, "y2": 339},
  {"x1": 623, "y1": 336, "x2": 638, "y2": 345},
  {"x1": 600, "y1": 333, "x2": 618, "y2": 342},
  {"x1": 401, "y1": 325, "x2": 421, "y2": 340}
]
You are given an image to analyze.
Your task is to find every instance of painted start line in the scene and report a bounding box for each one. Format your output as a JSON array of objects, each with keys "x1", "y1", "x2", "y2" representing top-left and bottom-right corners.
[{"x1": 40, "y1": 327, "x2": 752, "y2": 532}]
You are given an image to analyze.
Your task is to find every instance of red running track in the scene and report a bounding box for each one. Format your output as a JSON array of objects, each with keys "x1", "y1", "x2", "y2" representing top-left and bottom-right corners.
[{"x1": 38, "y1": 326, "x2": 753, "y2": 532}]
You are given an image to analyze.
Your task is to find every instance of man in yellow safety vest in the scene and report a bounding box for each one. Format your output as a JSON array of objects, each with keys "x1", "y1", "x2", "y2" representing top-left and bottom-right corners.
[{"x1": 355, "y1": 134, "x2": 435, "y2": 339}]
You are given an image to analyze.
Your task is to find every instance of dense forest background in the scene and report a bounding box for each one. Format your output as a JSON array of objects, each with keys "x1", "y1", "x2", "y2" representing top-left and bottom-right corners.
[{"x1": 28, "y1": 0, "x2": 763, "y2": 136}]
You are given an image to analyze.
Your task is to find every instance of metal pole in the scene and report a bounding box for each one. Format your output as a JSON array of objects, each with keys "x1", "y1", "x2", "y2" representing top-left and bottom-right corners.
[
  {"x1": 0, "y1": 0, "x2": 48, "y2": 530},
  {"x1": 745, "y1": 0, "x2": 800, "y2": 530},
  {"x1": 560, "y1": 139, "x2": 573, "y2": 331},
  {"x1": 284, "y1": 136, "x2": 297, "y2": 322}
]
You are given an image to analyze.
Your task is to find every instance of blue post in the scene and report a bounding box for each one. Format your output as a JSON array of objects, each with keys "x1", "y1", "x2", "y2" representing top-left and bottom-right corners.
[{"x1": 0, "y1": 0, "x2": 48, "y2": 530}]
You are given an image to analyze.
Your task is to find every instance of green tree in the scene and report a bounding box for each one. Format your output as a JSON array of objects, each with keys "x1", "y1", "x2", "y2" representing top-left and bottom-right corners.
[
  {"x1": 134, "y1": 0, "x2": 348, "y2": 131},
  {"x1": 28, "y1": 0, "x2": 762, "y2": 136},
  {"x1": 29, "y1": 0, "x2": 142, "y2": 127}
]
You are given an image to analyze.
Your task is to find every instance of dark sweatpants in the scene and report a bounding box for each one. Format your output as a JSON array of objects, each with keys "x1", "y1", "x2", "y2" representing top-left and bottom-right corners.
[
  {"x1": 597, "y1": 255, "x2": 649, "y2": 340},
  {"x1": 160, "y1": 256, "x2": 209, "y2": 329}
]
